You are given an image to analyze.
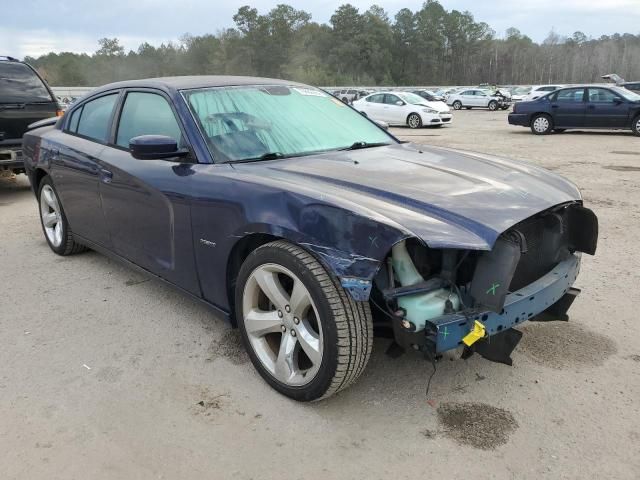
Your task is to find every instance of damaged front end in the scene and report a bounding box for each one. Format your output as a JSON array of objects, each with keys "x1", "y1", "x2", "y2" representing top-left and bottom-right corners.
[{"x1": 372, "y1": 202, "x2": 598, "y2": 366}]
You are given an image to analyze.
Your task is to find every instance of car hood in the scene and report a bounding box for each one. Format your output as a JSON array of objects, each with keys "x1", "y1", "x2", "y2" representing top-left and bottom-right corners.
[
  {"x1": 417, "y1": 101, "x2": 450, "y2": 112},
  {"x1": 232, "y1": 143, "x2": 581, "y2": 250}
]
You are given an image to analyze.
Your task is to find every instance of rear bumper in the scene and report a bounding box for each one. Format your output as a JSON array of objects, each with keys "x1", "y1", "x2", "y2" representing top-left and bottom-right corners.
[
  {"x1": 508, "y1": 113, "x2": 529, "y2": 126},
  {"x1": 426, "y1": 253, "x2": 581, "y2": 353}
]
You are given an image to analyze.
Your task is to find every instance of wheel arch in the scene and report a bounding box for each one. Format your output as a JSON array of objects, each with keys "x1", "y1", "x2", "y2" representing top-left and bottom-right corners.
[{"x1": 33, "y1": 168, "x2": 49, "y2": 197}]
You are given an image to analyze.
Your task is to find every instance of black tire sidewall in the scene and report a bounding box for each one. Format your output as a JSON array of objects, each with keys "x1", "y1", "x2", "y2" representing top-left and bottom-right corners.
[
  {"x1": 453, "y1": 101, "x2": 462, "y2": 110},
  {"x1": 632, "y1": 115, "x2": 640, "y2": 136},
  {"x1": 489, "y1": 101, "x2": 498, "y2": 110},
  {"x1": 235, "y1": 244, "x2": 340, "y2": 401},
  {"x1": 38, "y1": 176, "x2": 70, "y2": 255}
]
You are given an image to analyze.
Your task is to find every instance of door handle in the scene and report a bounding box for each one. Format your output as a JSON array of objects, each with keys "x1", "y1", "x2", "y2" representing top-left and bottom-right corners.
[
  {"x1": 551, "y1": 105, "x2": 559, "y2": 108},
  {"x1": 99, "y1": 168, "x2": 113, "y2": 184}
]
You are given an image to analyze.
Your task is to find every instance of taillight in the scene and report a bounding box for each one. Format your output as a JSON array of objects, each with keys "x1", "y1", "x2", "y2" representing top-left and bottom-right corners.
[{"x1": 56, "y1": 110, "x2": 64, "y2": 117}]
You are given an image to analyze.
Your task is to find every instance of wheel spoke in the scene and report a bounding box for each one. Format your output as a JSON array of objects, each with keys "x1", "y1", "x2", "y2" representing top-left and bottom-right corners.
[
  {"x1": 54, "y1": 223, "x2": 63, "y2": 245},
  {"x1": 289, "y1": 279, "x2": 311, "y2": 318},
  {"x1": 43, "y1": 188, "x2": 59, "y2": 212},
  {"x1": 244, "y1": 309, "x2": 283, "y2": 337},
  {"x1": 254, "y1": 268, "x2": 289, "y2": 311},
  {"x1": 42, "y1": 212, "x2": 57, "y2": 228},
  {"x1": 295, "y1": 322, "x2": 321, "y2": 365},
  {"x1": 274, "y1": 333, "x2": 297, "y2": 383}
]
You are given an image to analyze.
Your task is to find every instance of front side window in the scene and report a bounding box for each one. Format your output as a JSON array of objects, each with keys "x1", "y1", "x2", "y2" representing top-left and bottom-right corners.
[
  {"x1": 184, "y1": 85, "x2": 393, "y2": 163},
  {"x1": 116, "y1": 92, "x2": 182, "y2": 148},
  {"x1": 76, "y1": 94, "x2": 118, "y2": 142},
  {"x1": 384, "y1": 94, "x2": 401, "y2": 105},
  {"x1": 587, "y1": 88, "x2": 619, "y2": 103},
  {"x1": 554, "y1": 88, "x2": 585, "y2": 103}
]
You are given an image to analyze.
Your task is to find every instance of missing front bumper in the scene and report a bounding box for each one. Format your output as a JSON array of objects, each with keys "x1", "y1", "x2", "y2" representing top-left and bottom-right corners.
[{"x1": 422, "y1": 254, "x2": 580, "y2": 354}]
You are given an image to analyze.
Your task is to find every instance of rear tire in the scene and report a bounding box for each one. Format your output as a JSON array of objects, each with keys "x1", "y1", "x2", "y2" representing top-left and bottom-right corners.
[
  {"x1": 38, "y1": 176, "x2": 87, "y2": 256},
  {"x1": 530, "y1": 114, "x2": 553, "y2": 135},
  {"x1": 235, "y1": 240, "x2": 373, "y2": 401},
  {"x1": 452, "y1": 101, "x2": 462, "y2": 110}
]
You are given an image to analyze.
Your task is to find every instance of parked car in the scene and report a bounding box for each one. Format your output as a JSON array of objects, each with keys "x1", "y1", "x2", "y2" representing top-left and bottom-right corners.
[
  {"x1": 508, "y1": 85, "x2": 640, "y2": 135},
  {"x1": 509, "y1": 86, "x2": 532, "y2": 102},
  {"x1": 334, "y1": 88, "x2": 359, "y2": 103},
  {"x1": 446, "y1": 88, "x2": 510, "y2": 111},
  {"x1": 622, "y1": 81, "x2": 640, "y2": 93},
  {"x1": 409, "y1": 89, "x2": 445, "y2": 102},
  {"x1": 352, "y1": 91, "x2": 452, "y2": 128},
  {"x1": 522, "y1": 85, "x2": 563, "y2": 102},
  {"x1": 23, "y1": 76, "x2": 597, "y2": 401},
  {"x1": 0, "y1": 56, "x2": 62, "y2": 176}
]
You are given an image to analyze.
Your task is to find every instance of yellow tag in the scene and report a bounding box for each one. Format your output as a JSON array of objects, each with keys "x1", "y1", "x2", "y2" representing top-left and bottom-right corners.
[{"x1": 462, "y1": 321, "x2": 487, "y2": 347}]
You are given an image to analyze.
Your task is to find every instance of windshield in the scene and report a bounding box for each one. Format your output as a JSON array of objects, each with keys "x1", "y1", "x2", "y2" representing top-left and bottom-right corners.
[
  {"x1": 513, "y1": 87, "x2": 531, "y2": 95},
  {"x1": 396, "y1": 92, "x2": 428, "y2": 105},
  {"x1": 613, "y1": 86, "x2": 640, "y2": 101},
  {"x1": 183, "y1": 85, "x2": 394, "y2": 163},
  {"x1": 0, "y1": 62, "x2": 53, "y2": 104}
]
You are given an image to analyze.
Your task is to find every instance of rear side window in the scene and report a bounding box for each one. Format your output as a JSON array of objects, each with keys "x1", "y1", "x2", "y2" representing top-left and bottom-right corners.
[
  {"x1": 116, "y1": 92, "x2": 182, "y2": 148},
  {"x1": 367, "y1": 94, "x2": 384, "y2": 103},
  {"x1": 554, "y1": 88, "x2": 584, "y2": 103},
  {"x1": 76, "y1": 94, "x2": 118, "y2": 142},
  {"x1": 0, "y1": 62, "x2": 53, "y2": 103},
  {"x1": 588, "y1": 88, "x2": 619, "y2": 103}
]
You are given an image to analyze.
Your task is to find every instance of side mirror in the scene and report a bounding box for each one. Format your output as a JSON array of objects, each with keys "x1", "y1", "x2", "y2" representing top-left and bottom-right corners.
[
  {"x1": 613, "y1": 97, "x2": 623, "y2": 105},
  {"x1": 129, "y1": 135, "x2": 189, "y2": 160},
  {"x1": 395, "y1": 100, "x2": 404, "y2": 106}
]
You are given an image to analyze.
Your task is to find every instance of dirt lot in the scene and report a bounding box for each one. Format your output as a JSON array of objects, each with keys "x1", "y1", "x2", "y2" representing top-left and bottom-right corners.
[{"x1": 1, "y1": 110, "x2": 639, "y2": 479}]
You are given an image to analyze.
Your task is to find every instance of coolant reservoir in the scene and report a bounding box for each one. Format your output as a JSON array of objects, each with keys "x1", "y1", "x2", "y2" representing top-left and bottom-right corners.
[{"x1": 392, "y1": 241, "x2": 460, "y2": 331}]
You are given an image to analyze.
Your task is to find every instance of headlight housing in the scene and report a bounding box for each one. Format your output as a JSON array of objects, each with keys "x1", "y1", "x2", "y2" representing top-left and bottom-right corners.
[{"x1": 422, "y1": 108, "x2": 438, "y2": 114}]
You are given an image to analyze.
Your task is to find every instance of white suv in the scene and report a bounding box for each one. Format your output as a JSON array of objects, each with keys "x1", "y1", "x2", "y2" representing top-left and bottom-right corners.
[{"x1": 522, "y1": 85, "x2": 563, "y2": 101}]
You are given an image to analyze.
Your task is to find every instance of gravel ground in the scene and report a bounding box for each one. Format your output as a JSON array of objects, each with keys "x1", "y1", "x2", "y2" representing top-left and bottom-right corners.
[{"x1": 1, "y1": 110, "x2": 639, "y2": 479}]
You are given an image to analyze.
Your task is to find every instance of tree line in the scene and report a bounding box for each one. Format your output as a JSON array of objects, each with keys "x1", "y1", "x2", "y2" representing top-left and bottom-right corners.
[{"x1": 25, "y1": 1, "x2": 640, "y2": 87}]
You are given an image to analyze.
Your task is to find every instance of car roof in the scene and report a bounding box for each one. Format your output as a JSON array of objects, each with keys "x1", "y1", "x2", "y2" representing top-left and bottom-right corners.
[{"x1": 90, "y1": 75, "x2": 307, "y2": 95}]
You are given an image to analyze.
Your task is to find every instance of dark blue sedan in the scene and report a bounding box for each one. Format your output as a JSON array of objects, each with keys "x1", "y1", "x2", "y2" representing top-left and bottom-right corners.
[
  {"x1": 509, "y1": 85, "x2": 640, "y2": 135},
  {"x1": 22, "y1": 76, "x2": 597, "y2": 401}
]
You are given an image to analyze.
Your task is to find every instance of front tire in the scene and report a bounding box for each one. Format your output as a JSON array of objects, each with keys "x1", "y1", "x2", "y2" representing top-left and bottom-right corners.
[
  {"x1": 38, "y1": 176, "x2": 87, "y2": 256},
  {"x1": 530, "y1": 113, "x2": 553, "y2": 135},
  {"x1": 407, "y1": 113, "x2": 422, "y2": 129},
  {"x1": 488, "y1": 100, "x2": 498, "y2": 111},
  {"x1": 632, "y1": 115, "x2": 640, "y2": 136},
  {"x1": 235, "y1": 240, "x2": 373, "y2": 401},
  {"x1": 452, "y1": 101, "x2": 462, "y2": 110}
]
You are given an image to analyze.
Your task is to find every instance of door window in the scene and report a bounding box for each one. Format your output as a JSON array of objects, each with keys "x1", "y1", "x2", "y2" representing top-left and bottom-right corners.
[
  {"x1": 384, "y1": 94, "x2": 402, "y2": 105},
  {"x1": 461, "y1": 90, "x2": 474, "y2": 96},
  {"x1": 76, "y1": 94, "x2": 118, "y2": 142},
  {"x1": 366, "y1": 94, "x2": 384, "y2": 103},
  {"x1": 587, "y1": 88, "x2": 619, "y2": 103},
  {"x1": 116, "y1": 92, "x2": 182, "y2": 148},
  {"x1": 554, "y1": 88, "x2": 585, "y2": 102}
]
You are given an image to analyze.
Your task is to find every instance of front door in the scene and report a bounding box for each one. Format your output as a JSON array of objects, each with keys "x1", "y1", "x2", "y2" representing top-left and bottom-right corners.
[
  {"x1": 382, "y1": 94, "x2": 406, "y2": 124},
  {"x1": 550, "y1": 88, "x2": 586, "y2": 127},
  {"x1": 584, "y1": 87, "x2": 629, "y2": 128},
  {"x1": 98, "y1": 89, "x2": 200, "y2": 295}
]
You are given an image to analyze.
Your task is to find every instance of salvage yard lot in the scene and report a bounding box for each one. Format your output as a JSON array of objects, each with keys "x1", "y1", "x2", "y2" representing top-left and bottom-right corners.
[{"x1": 1, "y1": 110, "x2": 639, "y2": 479}]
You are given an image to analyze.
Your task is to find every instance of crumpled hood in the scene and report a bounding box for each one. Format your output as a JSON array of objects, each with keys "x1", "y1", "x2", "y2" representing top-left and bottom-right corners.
[
  {"x1": 418, "y1": 100, "x2": 450, "y2": 112},
  {"x1": 233, "y1": 143, "x2": 581, "y2": 250}
]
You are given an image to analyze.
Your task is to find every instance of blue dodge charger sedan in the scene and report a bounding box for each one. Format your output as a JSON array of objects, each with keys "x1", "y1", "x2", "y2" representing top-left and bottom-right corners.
[
  {"x1": 22, "y1": 76, "x2": 597, "y2": 401},
  {"x1": 509, "y1": 85, "x2": 640, "y2": 135}
]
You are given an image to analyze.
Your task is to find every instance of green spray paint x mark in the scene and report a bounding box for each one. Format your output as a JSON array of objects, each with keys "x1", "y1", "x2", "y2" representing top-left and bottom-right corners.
[{"x1": 486, "y1": 283, "x2": 500, "y2": 295}]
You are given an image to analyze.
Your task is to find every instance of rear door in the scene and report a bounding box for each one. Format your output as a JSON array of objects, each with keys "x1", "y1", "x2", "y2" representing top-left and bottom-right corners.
[
  {"x1": 549, "y1": 88, "x2": 586, "y2": 127},
  {"x1": 0, "y1": 61, "x2": 58, "y2": 146},
  {"x1": 98, "y1": 89, "x2": 200, "y2": 294},
  {"x1": 584, "y1": 87, "x2": 629, "y2": 128},
  {"x1": 51, "y1": 92, "x2": 119, "y2": 247},
  {"x1": 360, "y1": 93, "x2": 385, "y2": 119}
]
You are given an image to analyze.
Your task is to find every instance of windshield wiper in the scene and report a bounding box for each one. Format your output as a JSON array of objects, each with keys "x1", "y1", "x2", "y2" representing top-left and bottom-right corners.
[
  {"x1": 340, "y1": 141, "x2": 391, "y2": 151},
  {"x1": 224, "y1": 152, "x2": 287, "y2": 164}
]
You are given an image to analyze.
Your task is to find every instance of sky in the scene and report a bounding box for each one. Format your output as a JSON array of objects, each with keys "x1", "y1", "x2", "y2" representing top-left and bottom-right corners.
[{"x1": 2, "y1": 0, "x2": 639, "y2": 58}]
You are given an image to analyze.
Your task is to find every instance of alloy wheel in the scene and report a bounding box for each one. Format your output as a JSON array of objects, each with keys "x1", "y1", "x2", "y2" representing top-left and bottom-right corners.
[
  {"x1": 40, "y1": 184, "x2": 63, "y2": 247},
  {"x1": 242, "y1": 263, "x2": 323, "y2": 386},
  {"x1": 408, "y1": 114, "x2": 421, "y2": 128}
]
